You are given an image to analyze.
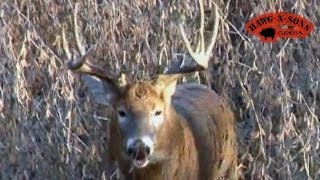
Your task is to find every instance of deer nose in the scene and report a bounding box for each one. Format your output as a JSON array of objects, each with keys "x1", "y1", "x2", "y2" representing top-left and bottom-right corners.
[
  {"x1": 126, "y1": 136, "x2": 154, "y2": 156},
  {"x1": 126, "y1": 140, "x2": 151, "y2": 156}
]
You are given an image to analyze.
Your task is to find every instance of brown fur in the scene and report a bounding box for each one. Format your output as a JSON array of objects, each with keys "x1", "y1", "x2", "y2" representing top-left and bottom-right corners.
[{"x1": 103, "y1": 82, "x2": 237, "y2": 180}]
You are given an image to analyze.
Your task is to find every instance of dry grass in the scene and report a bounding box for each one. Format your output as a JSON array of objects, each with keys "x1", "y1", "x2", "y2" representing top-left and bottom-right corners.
[{"x1": 0, "y1": 0, "x2": 319, "y2": 179}]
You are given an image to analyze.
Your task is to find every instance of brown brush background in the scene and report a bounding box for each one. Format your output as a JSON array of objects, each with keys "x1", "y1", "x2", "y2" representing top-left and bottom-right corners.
[{"x1": 0, "y1": 0, "x2": 319, "y2": 179}]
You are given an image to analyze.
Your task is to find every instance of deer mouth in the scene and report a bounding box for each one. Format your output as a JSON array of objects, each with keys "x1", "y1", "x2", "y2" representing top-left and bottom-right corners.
[{"x1": 132, "y1": 149, "x2": 149, "y2": 168}]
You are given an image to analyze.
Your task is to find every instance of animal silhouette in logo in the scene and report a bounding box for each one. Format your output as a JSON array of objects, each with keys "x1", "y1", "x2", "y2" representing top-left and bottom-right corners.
[{"x1": 260, "y1": 27, "x2": 276, "y2": 40}]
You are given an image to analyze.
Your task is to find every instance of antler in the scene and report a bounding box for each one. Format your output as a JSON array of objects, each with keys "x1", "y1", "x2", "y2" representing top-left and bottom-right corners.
[
  {"x1": 165, "y1": 0, "x2": 220, "y2": 74},
  {"x1": 62, "y1": 3, "x2": 119, "y2": 83}
]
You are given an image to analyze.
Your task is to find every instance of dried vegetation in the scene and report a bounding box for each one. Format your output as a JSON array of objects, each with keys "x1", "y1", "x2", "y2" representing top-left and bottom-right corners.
[{"x1": 0, "y1": 0, "x2": 319, "y2": 179}]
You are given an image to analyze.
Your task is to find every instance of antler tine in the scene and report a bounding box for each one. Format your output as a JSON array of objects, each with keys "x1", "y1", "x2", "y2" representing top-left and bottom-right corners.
[
  {"x1": 206, "y1": 3, "x2": 219, "y2": 56},
  {"x1": 179, "y1": 25, "x2": 196, "y2": 59},
  {"x1": 63, "y1": 3, "x2": 119, "y2": 82},
  {"x1": 67, "y1": 3, "x2": 95, "y2": 71},
  {"x1": 178, "y1": 0, "x2": 220, "y2": 70},
  {"x1": 73, "y1": 3, "x2": 85, "y2": 56},
  {"x1": 198, "y1": 0, "x2": 205, "y2": 53},
  {"x1": 62, "y1": 27, "x2": 72, "y2": 60}
]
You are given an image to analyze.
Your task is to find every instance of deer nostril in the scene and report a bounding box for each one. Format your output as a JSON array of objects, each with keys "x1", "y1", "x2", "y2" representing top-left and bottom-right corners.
[
  {"x1": 145, "y1": 146, "x2": 150, "y2": 155},
  {"x1": 127, "y1": 147, "x2": 134, "y2": 156}
]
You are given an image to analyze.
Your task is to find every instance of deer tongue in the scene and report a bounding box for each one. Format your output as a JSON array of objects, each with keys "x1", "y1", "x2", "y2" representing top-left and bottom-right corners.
[{"x1": 134, "y1": 149, "x2": 147, "y2": 165}]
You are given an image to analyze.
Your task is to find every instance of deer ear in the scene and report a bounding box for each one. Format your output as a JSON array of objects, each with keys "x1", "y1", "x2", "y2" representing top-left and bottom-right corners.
[
  {"x1": 81, "y1": 75, "x2": 120, "y2": 108},
  {"x1": 153, "y1": 74, "x2": 180, "y2": 103}
]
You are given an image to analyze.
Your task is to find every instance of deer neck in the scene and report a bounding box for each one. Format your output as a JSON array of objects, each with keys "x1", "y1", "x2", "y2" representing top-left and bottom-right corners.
[{"x1": 154, "y1": 105, "x2": 199, "y2": 178}]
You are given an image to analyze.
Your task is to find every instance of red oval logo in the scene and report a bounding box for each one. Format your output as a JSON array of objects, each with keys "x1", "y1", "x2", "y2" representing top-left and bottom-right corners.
[{"x1": 245, "y1": 12, "x2": 314, "y2": 43}]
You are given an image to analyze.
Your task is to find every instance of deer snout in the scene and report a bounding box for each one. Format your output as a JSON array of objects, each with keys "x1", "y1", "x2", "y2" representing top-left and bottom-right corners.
[
  {"x1": 127, "y1": 141, "x2": 151, "y2": 156},
  {"x1": 126, "y1": 136, "x2": 154, "y2": 167},
  {"x1": 127, "y1": 136, "x2": 154, "y2": 154}
]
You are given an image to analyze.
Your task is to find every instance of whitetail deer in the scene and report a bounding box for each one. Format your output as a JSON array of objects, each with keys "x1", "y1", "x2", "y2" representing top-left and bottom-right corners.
[{"x1": 64, "y1": 1, "x2": 237, "y2": 179}]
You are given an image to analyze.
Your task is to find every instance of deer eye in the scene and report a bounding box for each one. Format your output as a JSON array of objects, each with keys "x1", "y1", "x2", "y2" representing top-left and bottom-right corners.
[
  {"x1": 118, "y1": 110, "x2": 126, "y2": 117},
  {"x1": 154, "y1": 111, "x2": 162, "y2": 116}
]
